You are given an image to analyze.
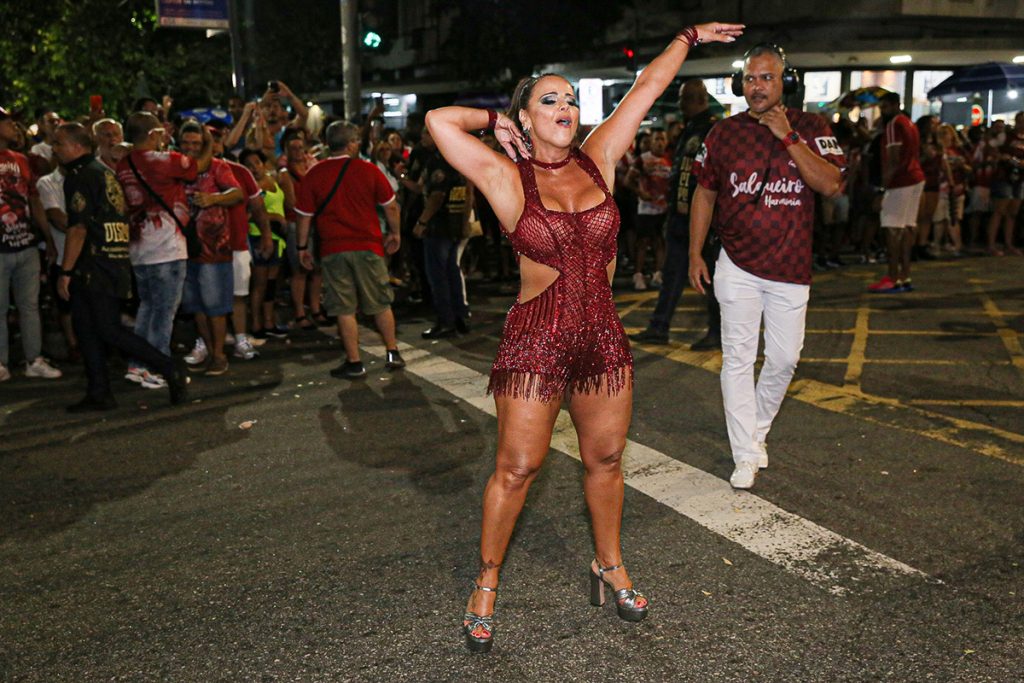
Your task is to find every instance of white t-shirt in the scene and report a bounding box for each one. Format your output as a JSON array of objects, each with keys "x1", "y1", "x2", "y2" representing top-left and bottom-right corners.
[
  {"x1": 36, "y1": 169, "x2": 66, "y2": 264},
  {"x1": 30, "y1": 141, "x2": 53, "y2": 161}
]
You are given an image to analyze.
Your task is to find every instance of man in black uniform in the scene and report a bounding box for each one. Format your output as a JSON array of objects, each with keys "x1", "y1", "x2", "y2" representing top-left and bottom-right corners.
[
  {"x1": 52, "y1": 123, "x2": 187, "y2": 411},
  {"x1": 631, "y1": 80, "x2": 721, "y2": 348}
]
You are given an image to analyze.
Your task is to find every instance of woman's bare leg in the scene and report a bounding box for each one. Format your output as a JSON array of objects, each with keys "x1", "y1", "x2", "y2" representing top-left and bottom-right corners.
[
  {"x1": 467, "y1": 392, "x2": 562, "y2": 618},
  {"x1": 568, "y1": 381, "x2": 644, "y2": 601}
]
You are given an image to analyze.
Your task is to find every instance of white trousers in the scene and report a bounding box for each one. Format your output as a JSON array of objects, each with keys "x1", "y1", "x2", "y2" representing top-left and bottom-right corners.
[{"x1": 714, "y1": 251, "x2": 810, "y2": 465}]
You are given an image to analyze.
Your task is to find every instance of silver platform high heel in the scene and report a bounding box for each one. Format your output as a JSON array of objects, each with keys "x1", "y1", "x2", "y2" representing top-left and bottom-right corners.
[
  {"x1": 463, "y1": 583, "x2": 497, "y2": 653},
  {"x1": 590, "y1": 561, "x2": 648, "y2": 622}
]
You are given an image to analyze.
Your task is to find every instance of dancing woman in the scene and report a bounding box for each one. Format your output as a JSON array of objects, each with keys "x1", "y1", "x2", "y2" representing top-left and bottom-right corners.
[{"x1": 426, "y1": 21, "x2": 743, "y2": 653}]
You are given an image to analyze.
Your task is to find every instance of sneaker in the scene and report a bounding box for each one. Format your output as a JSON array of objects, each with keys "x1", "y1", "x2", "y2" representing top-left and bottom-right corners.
[
  {"x1": 25, "y1": 357, "x2": 62, "y2": 379},
  {"x1": 330, "y1": 360, "x2": 367, "y2": 379},
  {"x1": 385, "y1": 349, "x2": 406, "y2": 370},
  {"x1": 755, "y1": 442, "x2": 769, "y2": 469},
  {"x1": 252, "y1": 329, "x2": 269, "y2": 342},
  {"x1": 893, "y1": 279, "x2": 914, "y2": 293},
  {"x1": 224, "y1": 333, "x2": 236, "y2": 346},
  {"x1": 125, "y1": 365, "x2": 144, "y2": 384},
  {"x1": 629, "y1": 328, "x2": 669, "y2": 345},
  {"x1": 650, "y1": 270, "x2": 663, "y2": 287},
  {"x1": 867, "y1": 276, "x2": 898, "y2": 293},
  {"x1": 632, "y1": 272, "x2": 647, "y2": 291},
  {"x1": 205, "y1": 357, "x2": 229, "y2": 376},
  {"x1": 730, "y1": 461, "x2": 759, "y2": 490},
  {"x1": 185, "y1": 338, "x2": 208, "y2": 366},
  {"x1": 0, "y1": 362, "x2": 10, "y2": 382},
  {"x1": 140, "y1": 371, "x2": 167, "y2": 389},
  {"x1": 234, "y1": 336, "x2": 259, "y2": 360},
  {"x1": 266, "y1": 325, "x2": 289, "y2": 339}
]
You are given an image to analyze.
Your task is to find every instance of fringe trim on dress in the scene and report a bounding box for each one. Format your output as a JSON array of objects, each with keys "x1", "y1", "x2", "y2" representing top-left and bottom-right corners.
[{"x1": 488, "y1": 364, "x2": 633, "y2": 403}]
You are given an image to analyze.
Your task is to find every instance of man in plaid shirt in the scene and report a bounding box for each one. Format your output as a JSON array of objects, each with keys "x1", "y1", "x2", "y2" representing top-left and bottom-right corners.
[{"x1": 689, "y1": 45, "x2": 845, "y2": 490}]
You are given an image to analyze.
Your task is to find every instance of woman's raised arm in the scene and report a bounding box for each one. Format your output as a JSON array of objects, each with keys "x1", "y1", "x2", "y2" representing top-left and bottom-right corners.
[
  {"x1": 425, "y1": 107, "x2": 529, "y2": 229},
  {"x1": 583, "y1": 22, "x2": 743, "y2": 180}
]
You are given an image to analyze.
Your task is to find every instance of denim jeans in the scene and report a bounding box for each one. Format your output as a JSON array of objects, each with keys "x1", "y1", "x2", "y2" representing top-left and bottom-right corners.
[
  {"x1": 0, "y1": 248, "x2": 42, "y2": 366},
  {"x1": 132, "y1": 260, "x2": 186, "y2": 359},
  {"x1": 423, "y1": 236, "x2": 468, "y2": 327}
]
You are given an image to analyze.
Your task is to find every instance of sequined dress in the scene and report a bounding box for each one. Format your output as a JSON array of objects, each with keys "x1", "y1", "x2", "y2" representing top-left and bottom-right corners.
[{"x1": 487, "y1": 147, "x2": 633, "y2": 401}]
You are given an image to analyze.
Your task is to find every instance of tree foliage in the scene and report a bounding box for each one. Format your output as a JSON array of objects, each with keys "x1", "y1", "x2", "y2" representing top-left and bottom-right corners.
[{"x1": 0, "y1": 0, "x2": 232, "y2": 119}]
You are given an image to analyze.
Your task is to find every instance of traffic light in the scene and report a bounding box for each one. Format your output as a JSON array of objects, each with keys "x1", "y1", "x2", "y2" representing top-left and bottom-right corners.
[
  {"x1": 363, "y1": 30, "x2": 382, "y2": 49},
  {"x1": 622, "y1": 46, "x2": 637, "y2": 73}
]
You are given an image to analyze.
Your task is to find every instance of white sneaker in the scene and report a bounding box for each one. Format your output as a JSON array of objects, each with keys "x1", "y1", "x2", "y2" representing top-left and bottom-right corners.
[
  {"x1": 755, "y1": 441, "x2": 769, "y2": 469},
  {"x1": 140, "y1": 371, "x2": 167, "y2": 389},
  {"x1": 125, "y1": 365, "x2": 144, "y2": 383},
  {"x1": 25, "y1": 357, "x2": 62, "y2": 379},
  {"x1": 632, "y1": 272, "x2": 647, "y2": 291},
  {"x1": 233, "y1": 335, "x2": 259, "y2": 360},
  {"x1": 730, "y1": 461, "x2": 759, "y2": 490},
  {"x1": 185, "y1": 338, "x2": 208, "y2": 366},
  {"x1": 0, "y1": 362, "x2": 10, "y2": 382},
  {"x1": 650, "y1": 270, "x2": 663, "y2": 287},
  {"x1": 225, "y1": 333, "x2": 236, "y2": 346}
]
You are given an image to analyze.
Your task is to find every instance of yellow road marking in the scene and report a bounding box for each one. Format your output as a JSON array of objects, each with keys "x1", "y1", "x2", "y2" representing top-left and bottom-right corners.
[
  {"x1": 908, "y1": 399, "x2": 1024, "y2": 407},
  {"x1": 843, "y1": 303, "x2": 871, "y2": 389},
  {"x1": 973, "y1": 286, "x2": 1024, "y2": 383}
]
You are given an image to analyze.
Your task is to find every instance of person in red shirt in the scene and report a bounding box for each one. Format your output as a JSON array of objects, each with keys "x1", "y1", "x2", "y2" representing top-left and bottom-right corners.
[
  {"x1": 295, "y1": 121, "x2": 404, "y2": 378},
  {"x1": 177, "y1": 121, "x2": 243, "y2": 377},
  {"x1": 868, "y1": 92, "x2": 925, "y2": 292},
  {"x1": 625, "y1": 128, "x2": 671, "y2": 290},
  {"x1": 689, "y1": 44, "x2": 845, "y2": 490},
  {"x1": 117, "y1": 111, "x2": 198, "y2": 389},
  {"x1": 0, "y1": 106, "x2": 62, "y2": 381},
  {"x1": 988, "y1": 111, "x2": 1024, "y2": 255}
]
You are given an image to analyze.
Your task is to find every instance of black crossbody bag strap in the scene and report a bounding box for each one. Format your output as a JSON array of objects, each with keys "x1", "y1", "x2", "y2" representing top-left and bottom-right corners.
[
  {"x1": 126, "y1": 155, "x2": 189, "y2": 233},
  {"x1": 313, "y1": 158, "x2": 352, "y2": 219}
]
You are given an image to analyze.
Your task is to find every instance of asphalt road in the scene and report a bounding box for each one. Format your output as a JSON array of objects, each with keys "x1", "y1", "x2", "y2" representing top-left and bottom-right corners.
[{"x1": 1, "y1": 255, "x2": 1022, "y2": 682}]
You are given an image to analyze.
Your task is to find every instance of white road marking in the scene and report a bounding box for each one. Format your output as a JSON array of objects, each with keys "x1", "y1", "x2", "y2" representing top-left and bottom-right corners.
[{"x1": 365, "y1": 341, "x2": 930, "y2": 594}]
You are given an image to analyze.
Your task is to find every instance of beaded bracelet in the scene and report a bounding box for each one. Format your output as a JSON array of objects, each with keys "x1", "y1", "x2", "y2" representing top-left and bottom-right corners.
[
  {"x1": 486, "y1": 109, "x2": 498, "y2": 131},
  {"x1": 676, "y1": 26, "x2": 700, "y2": 48}
]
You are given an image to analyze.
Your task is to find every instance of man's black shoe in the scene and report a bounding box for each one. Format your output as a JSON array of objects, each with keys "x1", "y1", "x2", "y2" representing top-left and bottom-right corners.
[
  {"x1": 330, "y1": 360, "x2": 367, "y2": 379},
  {"x1": 385, "y1": 349, "x2": 406, "y2": 370},
  {"x1": 629, "y1": 328, "x2": 669, "y2": 345},
  {"x1": 454, "y1": 316, "x2": 471, "y2": 334},
  {"x1": 67, "y1": 394, "x2": 117, "y2": 413},
  {"x1": 167, "y1": 359, "x2": 189, "y2": 405},
  {"x1": 690, "y1": 332, "x2": 721, "y2": 351},
  {"x1": 422, "y1": 325, "x2": 457, "y2": 339}
]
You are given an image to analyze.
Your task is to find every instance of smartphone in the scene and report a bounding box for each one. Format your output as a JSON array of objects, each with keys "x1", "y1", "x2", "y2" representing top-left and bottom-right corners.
[
  {"x1": 268, "y1": 81, "x2": 280, "y2": 93},
  {"x1": 89, "y1": 94, "x2": 103, "y2": 111}
]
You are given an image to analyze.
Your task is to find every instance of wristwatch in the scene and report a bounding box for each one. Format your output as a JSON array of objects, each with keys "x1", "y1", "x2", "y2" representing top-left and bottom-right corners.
[
  {"x1": 60, "y1": 268, "x2": 75, "y2": 277},
  {"x1": 782, "y1": 131, "x2": 802, "y2": 148},
  {"x1": 296, "y1": 244, "x2": 308, "y2": 251}
]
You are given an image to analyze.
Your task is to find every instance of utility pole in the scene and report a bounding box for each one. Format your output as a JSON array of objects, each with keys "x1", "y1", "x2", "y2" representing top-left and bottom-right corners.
[
  {"x1": 341, "y1": 0, "x2": 361, "y2": 121},
  {"x1": 228, "y1": 0, "x2": 246, "y2": 97}
]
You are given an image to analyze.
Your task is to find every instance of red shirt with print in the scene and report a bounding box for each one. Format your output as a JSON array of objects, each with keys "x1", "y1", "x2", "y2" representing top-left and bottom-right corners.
[
  {"x1": 0, "y1": 150, "x2": 38, "y2": 253},
  {"x1": 695, "y1": 109, "x2": 847, "y2": 285},
  {"x1": 185, "y1": 158, "x2": 241, "y2": 264},
  {"x1": 224, "y1": 159, "x2": 261, "y2": 251},
  {"x1": 882, "y1": 114, "x2": 925, "y2": 189},
  {"x1": 295, "y1": 155, "x2": 395, "y2": 257},
  {"x1": 116, "y1": 149, "x2": 198, "y2": 265}
]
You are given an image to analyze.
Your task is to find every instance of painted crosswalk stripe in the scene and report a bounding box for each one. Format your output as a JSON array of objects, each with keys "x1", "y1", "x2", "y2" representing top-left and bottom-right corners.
[{"x1": 366, "y1": 341, "x2": 930, "y2": 595}]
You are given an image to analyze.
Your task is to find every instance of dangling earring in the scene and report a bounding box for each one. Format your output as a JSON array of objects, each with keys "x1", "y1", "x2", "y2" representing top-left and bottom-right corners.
[{"x1": 523, "y1": 127, "x2": 533, "y2": 152}]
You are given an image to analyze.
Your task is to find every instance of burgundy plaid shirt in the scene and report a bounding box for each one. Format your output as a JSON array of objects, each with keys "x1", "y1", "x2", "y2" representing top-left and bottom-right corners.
[{"x1": 695, "y1": 109, "x2": 846, "y2": 285}]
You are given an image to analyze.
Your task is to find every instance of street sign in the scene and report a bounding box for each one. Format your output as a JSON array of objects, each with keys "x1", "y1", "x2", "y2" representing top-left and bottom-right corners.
[
  {"x1": 156, "y1": 0, "x2": 230, "y2": 30},
  {"x1": 971, "y1": 104, "x2": 984, "y2": 126}
]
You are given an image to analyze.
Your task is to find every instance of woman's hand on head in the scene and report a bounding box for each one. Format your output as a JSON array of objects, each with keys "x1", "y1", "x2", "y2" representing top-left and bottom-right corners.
[{"x1": 493, "y1": 113, "x2": 531, "y2": 161}]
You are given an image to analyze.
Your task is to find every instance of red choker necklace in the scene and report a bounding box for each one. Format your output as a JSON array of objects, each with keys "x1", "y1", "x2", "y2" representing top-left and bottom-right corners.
[{"x1": 530, "y1": 154, "x2": 572, "y2": 170}]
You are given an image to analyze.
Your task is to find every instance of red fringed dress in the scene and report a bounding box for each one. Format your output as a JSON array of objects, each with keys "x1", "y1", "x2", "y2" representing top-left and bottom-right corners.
[{"x1": 487, "y1": 147, "x2": 633, "y2": 402}]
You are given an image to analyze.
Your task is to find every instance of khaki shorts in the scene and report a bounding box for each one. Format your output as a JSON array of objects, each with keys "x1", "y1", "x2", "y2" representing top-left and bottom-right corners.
[{"x1": 321, "y1": 250, "x2": 394, "y2": 316}]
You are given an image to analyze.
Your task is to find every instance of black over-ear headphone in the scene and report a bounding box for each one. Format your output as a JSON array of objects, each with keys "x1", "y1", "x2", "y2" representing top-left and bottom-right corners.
[{"x1": 731, "y1": 43, "x2": 800, "y2": 97}]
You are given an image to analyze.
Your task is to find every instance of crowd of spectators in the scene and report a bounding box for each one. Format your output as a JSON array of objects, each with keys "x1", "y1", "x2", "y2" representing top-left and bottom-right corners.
[{"x1": 0, "y1": 82, "x2": 1022, "y2": 402}]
